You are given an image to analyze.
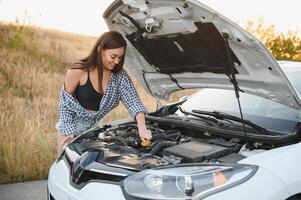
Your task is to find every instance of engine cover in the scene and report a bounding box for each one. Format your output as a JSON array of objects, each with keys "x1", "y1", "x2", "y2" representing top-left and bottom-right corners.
[{"x1": 163, "y1": 141, "x2": 231, "y2": 162}]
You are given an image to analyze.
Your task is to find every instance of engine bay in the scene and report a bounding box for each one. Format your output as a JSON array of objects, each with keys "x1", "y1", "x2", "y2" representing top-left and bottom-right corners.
[{"x1": 69, "y1": 120, "x2": 247, "y2": 171}]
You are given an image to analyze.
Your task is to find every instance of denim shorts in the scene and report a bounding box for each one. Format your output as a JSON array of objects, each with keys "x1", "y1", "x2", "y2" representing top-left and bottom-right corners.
[{"x1": 74, "y1": 115, "x2": 101, "y2": 136}]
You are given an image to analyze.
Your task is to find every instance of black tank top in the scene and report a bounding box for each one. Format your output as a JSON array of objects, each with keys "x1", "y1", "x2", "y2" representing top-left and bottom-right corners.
[{"x1": 75, "y1": 70, "x2": 103, "y2": 111}]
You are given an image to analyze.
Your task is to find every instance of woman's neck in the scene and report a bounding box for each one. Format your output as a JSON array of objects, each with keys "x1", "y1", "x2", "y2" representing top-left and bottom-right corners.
[{"x1": 102, "y1": 68, "x2": 112, "y2": 77}]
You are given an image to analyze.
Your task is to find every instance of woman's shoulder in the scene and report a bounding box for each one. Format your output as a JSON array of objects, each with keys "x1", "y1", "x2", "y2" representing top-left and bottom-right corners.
[
  {"x1": 67, "y1": 61, "x2": 87, "y2": 78},
  {"x1": 66, "y1": 68, "x2": 86, "y2": 79},
  {"x1": 64, "y1": 63, "x2": 87, "y2": 94}
]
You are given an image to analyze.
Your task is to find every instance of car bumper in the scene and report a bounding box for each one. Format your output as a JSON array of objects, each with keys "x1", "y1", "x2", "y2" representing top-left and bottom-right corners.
[
  {"x1": 48, "y1": 160, "x2": 125, "y2": 200},
  {"x1": 48, "y1": 159, "x2": 290, "y2": 200}
]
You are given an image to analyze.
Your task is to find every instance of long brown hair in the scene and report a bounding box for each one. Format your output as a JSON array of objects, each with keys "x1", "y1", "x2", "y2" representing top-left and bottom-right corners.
[{"x1": 70, "y1": 31, "x2": 127, "y2": 94}]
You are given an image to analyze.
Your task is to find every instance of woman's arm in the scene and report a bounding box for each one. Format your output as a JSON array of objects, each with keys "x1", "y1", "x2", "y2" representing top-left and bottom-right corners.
[
  {"x1": 58, "y1": 68, "x2": 83, "y2": 136},
  {"x1": 56, "y1": 69, "x2": 83, "y2": 155},
  {"x1": 118, "y1": 70, "x2": 151, "y2": 141},
  {"x1": 64, "y1": 68, "x2": 82, "y2": 94},
  {"x1": 136, "y1": 112, "x2": 152, "y2": 142}
]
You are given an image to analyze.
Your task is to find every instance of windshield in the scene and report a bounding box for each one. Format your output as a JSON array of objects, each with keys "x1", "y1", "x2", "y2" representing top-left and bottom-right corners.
[
  {"x1": 280, "y1": 63, "x2": 301, "y2": 97},
  {"x1": 176, "y1": 88, "x2": 300, "y2": 134}
]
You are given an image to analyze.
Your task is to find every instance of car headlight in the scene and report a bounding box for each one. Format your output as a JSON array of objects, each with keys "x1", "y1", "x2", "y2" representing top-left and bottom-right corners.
[{"x1": 124, "y1": 164, "x2": 257, "y2": 199}]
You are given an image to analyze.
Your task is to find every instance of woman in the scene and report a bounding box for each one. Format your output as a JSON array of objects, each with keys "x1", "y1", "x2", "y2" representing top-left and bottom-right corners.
[{"x1": 56, "y1": 31, "x2": 151, "y2": 153}]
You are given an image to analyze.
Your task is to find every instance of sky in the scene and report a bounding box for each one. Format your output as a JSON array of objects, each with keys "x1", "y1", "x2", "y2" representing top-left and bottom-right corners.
[{"x1": 0, "y1": 0, "x2": 300, "y2": 37}]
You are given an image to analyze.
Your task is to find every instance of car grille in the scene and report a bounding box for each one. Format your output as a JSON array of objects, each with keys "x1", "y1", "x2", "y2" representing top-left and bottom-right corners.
[
  {"x1": 49, "y1": 193, "x2": 55, "y2": 200},
  {"x1": 63, "y1": 153, "x2": 126, "y2": 189},
  {"x1": 76, "y1": 170, "x2": 125, "y2": 183}
]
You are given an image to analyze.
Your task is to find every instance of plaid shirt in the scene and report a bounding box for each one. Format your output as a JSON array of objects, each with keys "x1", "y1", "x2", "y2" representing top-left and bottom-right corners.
[{"x1": 56, "y1": 69, "x2": 147, "y2": 135}]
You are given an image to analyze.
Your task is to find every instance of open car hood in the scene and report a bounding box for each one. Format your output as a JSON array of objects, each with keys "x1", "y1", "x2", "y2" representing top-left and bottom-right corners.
[{"x1": 103, "y1": 0, "x2": 301, "y2": 109}]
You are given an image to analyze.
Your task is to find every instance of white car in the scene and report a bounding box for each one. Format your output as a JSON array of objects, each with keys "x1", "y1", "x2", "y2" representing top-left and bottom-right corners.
[{"x1": 48, "y1": 0, "x2": 301, "y2": 200}]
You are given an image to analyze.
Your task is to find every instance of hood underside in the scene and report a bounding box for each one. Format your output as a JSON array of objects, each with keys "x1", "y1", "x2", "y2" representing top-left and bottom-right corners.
[{"x1": 103, "y1": 0, "x2": 301, "y2": 109}]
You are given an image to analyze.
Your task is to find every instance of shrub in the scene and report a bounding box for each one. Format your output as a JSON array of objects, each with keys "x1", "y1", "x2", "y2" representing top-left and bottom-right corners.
[{"x1": 245, "y1": 18, "x2": 301, "y2": 61}]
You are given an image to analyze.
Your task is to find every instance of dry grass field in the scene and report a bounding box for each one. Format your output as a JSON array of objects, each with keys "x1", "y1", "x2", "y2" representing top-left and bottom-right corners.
[{"x1": 0, "y1": 24, "x2": 94, "y2": 183}]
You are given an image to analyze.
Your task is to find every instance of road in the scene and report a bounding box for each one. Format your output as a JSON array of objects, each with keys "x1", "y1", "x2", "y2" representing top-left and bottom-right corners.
[{"x1": 0, "y1": 180, "x2": 47, "y2": 200}]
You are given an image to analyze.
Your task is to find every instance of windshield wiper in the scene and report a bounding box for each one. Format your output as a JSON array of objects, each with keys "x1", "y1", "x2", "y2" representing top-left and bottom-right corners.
[
  {"x1": 192, "y1": 109, "x2": 277, "y2": 136},
  {"x1": 177, "y1": 106, "x2": 220, "y2": 124}
]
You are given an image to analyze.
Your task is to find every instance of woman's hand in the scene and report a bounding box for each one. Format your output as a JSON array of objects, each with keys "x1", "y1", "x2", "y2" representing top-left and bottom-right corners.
[
  {"x1": 136, "y1": 112, "x2": 152, "y2": 142},
  {"x1": 57, "y1": 134, "x2": 75, "y2": 157},
  {"x1": 139, "y1": 129, "x2": 152, "y2": 142}
]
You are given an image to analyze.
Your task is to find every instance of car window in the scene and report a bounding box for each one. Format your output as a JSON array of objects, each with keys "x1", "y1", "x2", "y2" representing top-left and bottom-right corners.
[
  {"x1": 176, "y1": 89, "x2": 300, "y2": 134},
  {"x1": 283, "y1": 69, "x2": 301, "y2": 97}
]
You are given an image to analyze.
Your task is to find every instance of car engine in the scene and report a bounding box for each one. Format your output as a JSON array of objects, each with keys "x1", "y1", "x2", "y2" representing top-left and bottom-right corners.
[{"x1": 69, "y1": 120, "x2": 243, "y2": 172}]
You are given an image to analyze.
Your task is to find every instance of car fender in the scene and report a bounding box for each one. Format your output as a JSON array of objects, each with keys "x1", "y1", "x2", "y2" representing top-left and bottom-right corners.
[{"x1": 239, "y1": 142, "x2": 301, "y2": 196}]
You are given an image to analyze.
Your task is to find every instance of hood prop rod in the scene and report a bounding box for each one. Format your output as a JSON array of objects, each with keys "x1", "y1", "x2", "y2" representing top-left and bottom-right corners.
[{"x1": 223, "y1": 36, "x2": 250, "y2": 147}]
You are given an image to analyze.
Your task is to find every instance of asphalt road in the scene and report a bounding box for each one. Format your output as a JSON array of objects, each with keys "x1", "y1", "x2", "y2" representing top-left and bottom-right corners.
[{"x1": 0, "y1": 180, "x2": 47, "y2": 200}]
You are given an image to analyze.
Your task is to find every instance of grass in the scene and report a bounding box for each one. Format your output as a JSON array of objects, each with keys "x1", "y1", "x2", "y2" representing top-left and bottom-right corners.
[{"x1": 0, "y1": 23, "x2": 96, "y2": 183}]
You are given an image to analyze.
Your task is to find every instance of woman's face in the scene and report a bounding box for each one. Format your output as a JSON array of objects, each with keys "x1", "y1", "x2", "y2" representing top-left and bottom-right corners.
[{"x1": 101, "y1": 47, "x2": 125, "y2": 71}]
